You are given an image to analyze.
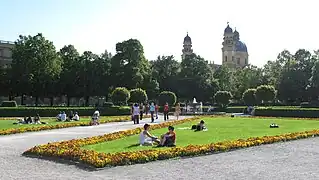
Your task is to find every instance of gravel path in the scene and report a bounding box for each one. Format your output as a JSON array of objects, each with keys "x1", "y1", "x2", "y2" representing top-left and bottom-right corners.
[{"x1": 1, "y1": 115, "x2": 319, "y2": 180}]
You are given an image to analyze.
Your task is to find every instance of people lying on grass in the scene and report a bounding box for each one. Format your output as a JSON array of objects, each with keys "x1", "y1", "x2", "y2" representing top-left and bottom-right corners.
[
  {"x1": 191, "y1": 120, "x2": 207, "y2": 131},
  {"x1": 157, "y1": 126, "x2": 176, "y2": 147},
  {"x1": 14, "y1": 117, "x2": 27, "y2": 124},
  {"x1": 34, "y1": 114, "x2": 41, "y2": 124},
  {"x1": 67, "y1": 111, "x2": 74, "y2": 121},
  {"x1": 72, "y1": 112, "x2": 80, "y2": 121},
  {"x1": 26, "y1": 116, "x2": 32, "y2": 124},
  {"x1": 139, "y1": 124, "x2": 160, "y2": 146},
  {"x1": 56, "y1": 111, "x2": 62, "y2": 121}
]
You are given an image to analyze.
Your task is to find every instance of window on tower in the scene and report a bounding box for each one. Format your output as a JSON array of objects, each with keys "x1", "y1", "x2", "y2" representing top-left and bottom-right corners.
[
  {"x1": 232, "y1": 56, "x2": 234, "y2": 61},
  {"x1": 225, "y1": 56, "x2": 227, "y2": 62},
  {"x1": 237, "y1": 58, "x2": 240, "y2": 64},
  {"x1": 245, "y1": 58, "x2": 248, "y2": 64}
]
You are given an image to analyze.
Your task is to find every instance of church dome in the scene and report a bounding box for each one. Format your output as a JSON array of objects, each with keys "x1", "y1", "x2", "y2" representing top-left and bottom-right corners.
[
  {"x1": 224, "y1": 24, "x2": 233, "y2": 34},
  {"x1": 184, "y1": 33, "x2": 192, "y2": 43},
  {"x1": 235, "y1": 40, "x2": 248, "y2": 52}
]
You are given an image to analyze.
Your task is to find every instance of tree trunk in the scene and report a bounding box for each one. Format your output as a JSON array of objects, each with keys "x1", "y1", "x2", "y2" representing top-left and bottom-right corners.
[
  {"x1": 85, "y1": 96, "x2": 89, "y2": 106},
  {"x1": 67, "y1": 97, "x2": 70, "y2": 107},
  {"x1": 35, "y1": 96, "x2": 39, "y2": 106},
  {"x1": 50, "y1": 97, "x2": 54, "y2": 106},
  {"x1": 21, "y1": 95, "x2": 24, "y2": 105}
]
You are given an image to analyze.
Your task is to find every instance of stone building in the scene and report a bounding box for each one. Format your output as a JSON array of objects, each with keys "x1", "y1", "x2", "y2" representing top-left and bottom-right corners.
[
  {"x1": 0, "y1": 40, "x2": 14, "y2": 67},
  {"x1": 181, "y1": 32, "x2": 193, "y2": 59},
  {"x1": 221, "y1": 23, "x2": 249, "y2": 68}
]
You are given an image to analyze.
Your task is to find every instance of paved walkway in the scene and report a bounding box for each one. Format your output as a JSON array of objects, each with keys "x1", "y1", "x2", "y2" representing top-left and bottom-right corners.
[{"x1": 1, "y1": 115, "x2": 319, "y2": 180}]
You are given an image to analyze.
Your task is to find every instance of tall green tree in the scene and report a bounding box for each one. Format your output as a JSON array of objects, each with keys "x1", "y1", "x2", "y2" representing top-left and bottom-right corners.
[{"x1": 11, "y1": 33, "x2": 62, "y2": 106}]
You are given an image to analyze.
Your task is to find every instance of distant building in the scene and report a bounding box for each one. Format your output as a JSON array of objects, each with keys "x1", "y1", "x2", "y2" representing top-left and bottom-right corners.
[
  {"x1": 0, "y1": 40, "x2": 14, "y2": 67},
  {"x1": 181, "y1": 22, "x2": 249, "y2": 68},
  {"x1": 222, "y1": 22, "x2": 249, "y2": 68}
]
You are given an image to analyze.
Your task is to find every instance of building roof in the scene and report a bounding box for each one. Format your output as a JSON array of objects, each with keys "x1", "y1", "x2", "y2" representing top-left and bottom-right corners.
[
  {"x1": 183, "y1": 33, "x2": 192, "y2": 44},
  {"x1": 235, "y1": 40, "x2": 248, "y2": 52}
]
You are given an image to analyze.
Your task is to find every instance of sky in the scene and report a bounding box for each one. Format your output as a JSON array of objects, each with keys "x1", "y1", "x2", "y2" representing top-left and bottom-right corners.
[{"x1": 1, "y1": 0, "x2": 318, "y2": 67}]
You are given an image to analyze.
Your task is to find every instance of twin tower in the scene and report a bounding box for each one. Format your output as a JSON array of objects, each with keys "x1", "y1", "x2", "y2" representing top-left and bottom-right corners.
[{"x1": 182, "y1": 23, "x2": 249, "y2": 68}]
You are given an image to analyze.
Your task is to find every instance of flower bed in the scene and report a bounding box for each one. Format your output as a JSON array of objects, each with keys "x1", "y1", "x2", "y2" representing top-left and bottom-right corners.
[
  {"x1": 0, "y1": 115, "x2": 150, "y2": 135},
  {"x1": 23, "y1": 116, "x2": 319, "y2": 168}
]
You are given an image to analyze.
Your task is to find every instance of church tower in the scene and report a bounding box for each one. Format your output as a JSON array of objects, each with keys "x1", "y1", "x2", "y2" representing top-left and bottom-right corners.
[
  {"x1": 182, "y1": 32, "x2": 193, "y2": 59},
  {"x1": 221, "y1": 22, "x2": 249, "y2": 68}
]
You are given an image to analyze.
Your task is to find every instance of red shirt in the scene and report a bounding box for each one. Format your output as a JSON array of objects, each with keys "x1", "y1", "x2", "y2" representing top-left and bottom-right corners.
[
  {"x1": 164, "y1": 105, "x2": 169, "y2": 112},
  {"x1": 166, "y1": 131, "x2": 176, "y2": 142}
]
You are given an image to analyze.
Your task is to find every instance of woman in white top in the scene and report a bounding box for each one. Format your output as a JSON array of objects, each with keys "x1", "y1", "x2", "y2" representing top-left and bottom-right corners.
[
  {"x1": 73, "y1": 112, "x2": 80, "y2": 121},
  {"x1": 132, "y1": 103, "x2": 140, "y2": 124},
  {"x1": 139, "y1": 124, "x2": 160, "y2": 146}
]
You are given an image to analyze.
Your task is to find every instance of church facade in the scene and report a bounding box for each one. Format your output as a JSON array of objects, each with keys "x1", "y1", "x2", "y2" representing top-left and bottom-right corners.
[{"x1": 182, "y1": 23, "x2": 249, "y2": 68}]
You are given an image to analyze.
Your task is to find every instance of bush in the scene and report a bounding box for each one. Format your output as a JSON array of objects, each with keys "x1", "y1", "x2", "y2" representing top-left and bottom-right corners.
[
  {"x1": 103, "y1": 102, "x2": 114, "y2": 107},
  {"x1": 1, "y1": 101, "x2": 18, "y2": 107},
  {"x1": 158, "y1": 91, "x2": 177, "y2": 106},
  {"x1": 300, "y1": 101, "x2": 319, "y2": 108},
  {"x1": 214, "y1": 91, "x2": 232, "y2": 108},
  {"x1": 242, "y1": 89, "x2": 256, "y2": 105},
  {"x1": 255, "y1": 85, "x2": 276, "y2": 104},
  {"x1": 129, "y1": 88, "x2": 148, "y2": 103},
  {"x1": 111, "y1": 87, "x2": 130, "y2": 105},
  {"x1": 254, "y1": 107, "x2": 319, "y2": 118},
  {"x1": 0, "y1": 106, "x2": 131, "y2": 117}
]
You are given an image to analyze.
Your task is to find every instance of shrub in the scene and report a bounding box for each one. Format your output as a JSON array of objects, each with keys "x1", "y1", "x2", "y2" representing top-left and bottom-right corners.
[
  {"x1": 158, "y1": 91, "x2": 177, "y2": 106},
  {"x1": 242, "y1": 89, "x2": 256, "y2": 105},
  {"x1": 129, "y1": 88, "x2": 148, "y2": 103},
  {"x1": 103, "y1": 102, "x2": 114, "y2": 107},
  {"x1": 0, "y1": 106, "x2": 131, "y2": 117},
  {"x1": 1, "y1": 101, "x2": 17, "y2": 107},
  {"x1": 111, "y1": 87, "x2": 130, "y2": 105},
  {"x1": 214, "y1": 91, "x2": 232, "y2": 108},
  {"x1": 254, "y1": 107, "x2": 319, "y2": 118},
  {"x1": 255, "y1": 85, "x2": 276, "y2": 104}
]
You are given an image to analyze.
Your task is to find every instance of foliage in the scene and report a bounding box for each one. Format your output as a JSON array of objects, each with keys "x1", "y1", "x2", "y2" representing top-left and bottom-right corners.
[
  {"x1": 242, "y1": 89, "x2": 256, "y2": 105},
  {"x1": 111, "y1": 87, "x2": 130, "y2": 105},
  {"x1": 255, "y1": 85, "x2": 276, "y2": 104},
  {"x1": 158, "y1": 91, "x2": 177, "y2": 106},
  {"x1": 23, "y1": 116, "x2": 319, "y2": 168},
  {"x1": 1, "y1": 101, "x2": 18, "y2": 107},
  {"x1": 214, "y1": 91, "x2": 232, "y2": 108},
  {"x1": 129, "y1": 88, "x2": 148, "y2": 103},
  {"x1": 254, "y1": 107, "x2": 319, "y2": 117},
  {"x1": 0, "y1": 106, "x2": 131, "y2": 117}
]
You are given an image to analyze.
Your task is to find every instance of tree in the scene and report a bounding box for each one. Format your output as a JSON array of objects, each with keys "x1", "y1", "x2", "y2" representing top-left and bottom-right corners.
[
  {"x1": 214, "y1": 91, "x2": 232, "y2": 108},
  {"x1": 242, "y1": 89, "x2": 256, "y2": 105},
  {"x1": 111, "y1": 87, "x2": 130, "y2": 105},
  {"x1": 309, "y1": 60, "x2": 319, "y2": 100},
  {"x1": 58, "y1": 45, "x2": 81, "y2": 106},
  {"x1": 11, "y1": 33, "x2": 62, "y2": 106},
  {"x1": 255, "y1": 85, "x2": 276, "y2": 104},
  {"x1": 178, "y1": 54, "x2": 217, "y2": 101},
  {"x1": 110, "y1": 39, "x2": 151, "y2": 89},
  {"x1": 158, "y1": 91, "x2": 177, "y2": 106},
  {"x1": 129, "y1": 88, "x2": 148, "y2": 103}
]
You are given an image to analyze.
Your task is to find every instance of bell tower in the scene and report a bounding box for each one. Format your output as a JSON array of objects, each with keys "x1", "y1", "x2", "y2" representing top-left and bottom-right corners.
[{"x1": 182, "y1": 32, "x2": 193, "y2": 59}]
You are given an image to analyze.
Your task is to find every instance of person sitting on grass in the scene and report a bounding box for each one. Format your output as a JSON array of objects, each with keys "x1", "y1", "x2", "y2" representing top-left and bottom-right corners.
[
  {"x1": 90, "y1": 110, "x2": 100, "y2": 125},
  {"x1": 56, "y1": 111, "x2": 62, "y2": 121},
  {"x1": 34, "y1": 114, "x2": 41, "y2": 124},
  {"x1": 139, "y1": 124, "x2": 160, "y2": 146},
  {"x1": 61, "y1": 111, "x2": 67, "y2": 121},
  {"x1": 157, "y1": 126, "x2": 176, "y2": 147},
  {"x1": 26, "y1": 116, "x2": 32, "y2": 124},
  {"x1": 73, "y1": 112, "x2": 80, "y2": 121},
  {"x1": 191, "y1": 120, "x2": 207, "y2": 131}
]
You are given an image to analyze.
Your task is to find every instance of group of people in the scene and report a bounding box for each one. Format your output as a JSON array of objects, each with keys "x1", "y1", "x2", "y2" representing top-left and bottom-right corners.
[
  {"x1": 56, "y1": 111, "x2": 80, "y2": 121},
  {"x1": 131, "y1": 102, "x2": 182, "y2": 124},
  {"x1": 14, "y1": 114, "x2": 43, "y2": 125},
  {"x1": 139, "y1": 120, "x2": 207, "y2": 147}
]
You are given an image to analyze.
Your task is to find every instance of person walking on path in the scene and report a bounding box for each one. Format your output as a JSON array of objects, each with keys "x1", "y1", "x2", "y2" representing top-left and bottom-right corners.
[
  {"x1": 132, "y1": 103, "x2": 140, "y2": 124},
  {"x1": 139, "y1": 103, "x2": 145, "y2": 120},
  {"x1": 155, "y1": 103, "x2": 159, "y2": 119},
  {"x1": 175, "y1": 103, "x2": 181, "y2": 120},
  {"x1": 163, "y1": 102, "x2": 169, "y2": 121},
  {"x1": 149, "y1": 102, "x2": 156, "y2": 123}
]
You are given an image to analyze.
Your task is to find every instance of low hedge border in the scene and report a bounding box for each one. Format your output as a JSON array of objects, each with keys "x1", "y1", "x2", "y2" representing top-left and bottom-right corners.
[
  {"x1": 0, "y1": 106, "x2": 131, "y2": 117},
  {"x1": 0, "y1": 115, "x2": 150, "y2": 136},
  {"x1": 23, "y1": 116, "x2": 319, "y2": 168},
  {"x1": 254, "y1": 107, "x2": 319, "y2": 118}
]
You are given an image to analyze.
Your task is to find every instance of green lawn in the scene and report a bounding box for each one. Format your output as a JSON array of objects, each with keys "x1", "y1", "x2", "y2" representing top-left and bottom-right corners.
[
  {"x1": 83, "y1": 116, "x2": 319, "y2": 153},
  {"x1": 0, "y1": 116, "x2": 120, "y2": 131}
]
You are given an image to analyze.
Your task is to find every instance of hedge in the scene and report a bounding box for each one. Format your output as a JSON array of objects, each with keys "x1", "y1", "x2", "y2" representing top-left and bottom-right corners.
[
  {"x1": 157, "y1": 106, "x2": 245, "y2": 113},
  {"x1": 0, "y1": 106, "x2": 131, "y2": 117},
  {"x1": 254, "y1": 107, "x2": 319, "y2": 118}
]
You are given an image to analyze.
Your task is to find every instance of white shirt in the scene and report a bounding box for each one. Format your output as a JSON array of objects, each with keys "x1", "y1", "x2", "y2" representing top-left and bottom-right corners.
[
  {"x1": 133, "y1": 106, "x2": 140, "y2": 116},
  {"x1": 94, "y1": 111, "x2": 100, "y2": 117},
  {"x1": 73, "y1": 114, "x2": 79, "y2": 121},
  {"x1": 139, "y1": 130, "x2": 152, "y2": 145},
  {"x1": 61, "y1": 113, "x2": 66, "y2": 121}
]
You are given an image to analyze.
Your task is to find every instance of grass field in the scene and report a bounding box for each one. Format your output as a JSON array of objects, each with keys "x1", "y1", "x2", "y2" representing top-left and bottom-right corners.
[
  {"x1": 0, "y1": 116, "x2": 120, "y2": 131},
  {"x1": 83, "y1": 116, "x2": 319, "y2": 154}
]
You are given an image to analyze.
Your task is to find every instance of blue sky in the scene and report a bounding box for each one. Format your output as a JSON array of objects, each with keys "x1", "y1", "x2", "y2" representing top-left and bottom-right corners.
[{"x1": 1, "y1": 0, "x2": 318, "y2": 67}]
